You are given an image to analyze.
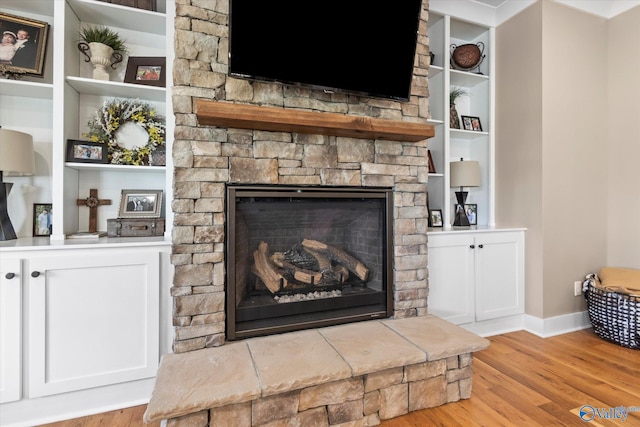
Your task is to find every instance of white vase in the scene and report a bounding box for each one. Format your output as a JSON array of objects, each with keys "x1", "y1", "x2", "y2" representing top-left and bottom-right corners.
[{"x1": 89, "y1": 42, "x2": 113, "y2": 81}]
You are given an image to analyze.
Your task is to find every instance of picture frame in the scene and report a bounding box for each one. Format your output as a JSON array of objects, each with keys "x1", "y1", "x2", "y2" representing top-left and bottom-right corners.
[
  {"x1": 124, "y1": 56, "x2": 166, "y2": 87},
  {"x1": 33, "y1": 203, "x2": 52, "y2": 237},
  {"x1": 461, "y1": 115, "x2": 483, "y2": 132},
  {"x1": 66, "y1": 139, "x2": 109, "y2": 164},
  {"x1": 427, "y1": 149, "x2": 437, "y2": 174},
  {"x1": 430, "y1": 209, "x2": 443, "y2": 227},
  {"x1": 119, "y1": 189, "x2": 163, "y2": 218},
  {"x1": 464, "y1": 204, "x2": 477, "y2": 226},
  {"x1": 0, "y1": 12, "x2": 49, "y2": 76}
]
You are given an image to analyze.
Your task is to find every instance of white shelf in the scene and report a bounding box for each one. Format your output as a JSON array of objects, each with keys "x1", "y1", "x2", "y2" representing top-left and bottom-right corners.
[
  {"x1": 450, "y1": 129, "x2": 488, "y2": 140},
  {"x1": 65, "y1": 162, "x2": 166, "y2": 173},
  {"x1": 450, "y1": 69, "x2": 489, "y2": 87},
  {"x1": 429, "y1": 65, "x2": 444, "y2": 78},
  {"x1": 0, "y1": 80, "x2": 53, "y2": 99},
  {"x1": 66, "y1": 0, "x2": 166, "y2": 35},
  {"x1": 66, "y1": 77, "x2": 166, "y2": 102}
]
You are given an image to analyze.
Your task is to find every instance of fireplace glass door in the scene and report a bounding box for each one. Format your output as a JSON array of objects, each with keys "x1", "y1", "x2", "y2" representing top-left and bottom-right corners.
[{"x1": 227, "y1": 185, "x2": 393, "y2": 340}]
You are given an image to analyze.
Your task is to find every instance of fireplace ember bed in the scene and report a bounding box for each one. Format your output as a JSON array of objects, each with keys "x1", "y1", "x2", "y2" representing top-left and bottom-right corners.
[{"x1": 227, "y1": 185, "x2": 394, "y2": 340}]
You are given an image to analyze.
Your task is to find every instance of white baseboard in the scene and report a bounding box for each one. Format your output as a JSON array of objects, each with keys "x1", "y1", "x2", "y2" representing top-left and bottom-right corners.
[
  {"x1": 0, "y1": 378, "x2": 155, "y2": 427},
  {"x1": 523, "y1": 311, "x2": 591, "y2": 338}
]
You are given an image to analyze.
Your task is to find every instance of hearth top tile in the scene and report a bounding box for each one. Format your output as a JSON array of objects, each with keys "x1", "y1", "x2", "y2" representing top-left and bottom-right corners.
[
  {"x1": 143, "y1": 341, "x2": 260, "y2": 423},
  {"x1": 319, "y1": 320, "x2": 426, "y2": 376},
  {"x1": 382, "y1": 315, "x2": 490, "y2": 360},
  {"x1": 248, "y1": 329, "x2": 352, "y2": 397}
]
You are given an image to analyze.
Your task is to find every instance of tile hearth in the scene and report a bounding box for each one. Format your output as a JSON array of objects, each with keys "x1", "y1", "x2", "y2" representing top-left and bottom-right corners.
[{"x1": 145, "y1": 315, "x2": 489, "y2": 426}]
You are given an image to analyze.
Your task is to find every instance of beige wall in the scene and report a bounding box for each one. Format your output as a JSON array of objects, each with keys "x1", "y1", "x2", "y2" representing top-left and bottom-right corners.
[
  {"x1": 496, "y1": 0, "x2": 629, "y2": 319},
  {"x1": 606, "y1": 6, "x2": 640, "y2": 269}
]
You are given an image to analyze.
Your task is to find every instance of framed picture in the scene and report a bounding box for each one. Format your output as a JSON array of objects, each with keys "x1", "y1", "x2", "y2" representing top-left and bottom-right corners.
[
  {"x1": 66, "y1": 139, "x2": 108, "y2": 164},
  {"x1": 33, "y1": 203, "x2": 52, "y2": 236},
  {"x1": 464, "y1": 204, "x2": 477, "y2": 225},
  {"x1": 430, "y1": 209, "x2": 443, "y2": 227},
  {"x1": 0, "y1": 12, "x2": 49, "y2": 76},
  {"x1": 119, "y1": 189, "x2": 163, "y2": 218},
  {"x1": 427, "y1": 149, "x2": 437, "y2": 174},
  {"x1": 124, "y1": 56, "x2": 166, "y2": 87},
  {"x1": 461, "y1": 116, "x2": 483, "y2": 132}
]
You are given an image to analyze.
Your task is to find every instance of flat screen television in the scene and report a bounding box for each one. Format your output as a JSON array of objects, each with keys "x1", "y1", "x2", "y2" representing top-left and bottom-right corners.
[{"x1": 228, "y1": 0, "x2": 423, "y2": 102}]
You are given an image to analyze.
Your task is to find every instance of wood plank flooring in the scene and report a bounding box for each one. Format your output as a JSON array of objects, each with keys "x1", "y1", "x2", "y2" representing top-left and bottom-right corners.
[{"x1": 39, "y1": 328, "x2": 640, "y2": 427}]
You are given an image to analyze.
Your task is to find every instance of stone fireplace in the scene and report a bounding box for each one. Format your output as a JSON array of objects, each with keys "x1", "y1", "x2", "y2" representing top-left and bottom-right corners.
[{"x1": 170, "y1": 0, "x2": 433, "y2": 353}]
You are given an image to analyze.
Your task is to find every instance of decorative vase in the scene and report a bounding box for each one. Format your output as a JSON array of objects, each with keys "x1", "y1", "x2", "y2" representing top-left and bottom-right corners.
[
  {"x1": 77, "y1": 42, "x2": 124, "y2": 81},
  {"x1": 450, "y1": 104, "x2": 461, "y2": 129}
]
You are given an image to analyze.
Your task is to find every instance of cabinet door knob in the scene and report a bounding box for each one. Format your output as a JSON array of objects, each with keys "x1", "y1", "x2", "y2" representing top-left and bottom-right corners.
[
  {"x1": 478, "y1": 244, "x2": 484, "y2": 249},
  {"x1": 31, "y1": 271, "x2": 41, "y2": 278},
  {"x1": 5, "y1": 272, "x2": 15, "y2": 279},
  {"x1": 469, "y1": 244, "x2": 475, "y2": 249}
]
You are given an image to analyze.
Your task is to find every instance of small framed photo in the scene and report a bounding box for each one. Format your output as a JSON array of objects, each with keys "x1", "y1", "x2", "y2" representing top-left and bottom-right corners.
[
  {"x1": 430, "y1": 209, "x2": 443, "y2": 228},
  {"x1": 124, "y1": 56, "x2": 166, "y2": 87},
  {"x1": 464, "y1": 204, "x2": 477, "y2": 226},
  {"x1": 0, "y1": 12, "x2": 49, "y2": 76},
  {"x1": 66, "y1": 139, "x2": 108, "y2": 164},
  {"x1": 33, "y1": 203, "x2": 52, "y2": 236},
  {"x1": 119, "y1": 189, "x2": 163, "y2": 218},
  {"x1": 461, "y1": 116, "x2": 483, "y2": 132}
]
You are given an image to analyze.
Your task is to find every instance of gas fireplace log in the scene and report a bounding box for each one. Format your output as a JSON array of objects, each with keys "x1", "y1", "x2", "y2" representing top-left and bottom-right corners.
[
  {"x1": 253, "y1": 241, "x2": 288, "y2": 293},
  {"x1": 271, "y1": 253, "x2": 323, "y2": 285},
  {"x1": 302, "y1": 239, "x2": 370, "y2": 281}
]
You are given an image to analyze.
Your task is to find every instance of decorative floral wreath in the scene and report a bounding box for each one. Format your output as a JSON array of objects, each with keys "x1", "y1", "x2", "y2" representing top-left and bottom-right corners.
[{"x1": 84, "y1": 98, "x2": 166, "y2": 166}]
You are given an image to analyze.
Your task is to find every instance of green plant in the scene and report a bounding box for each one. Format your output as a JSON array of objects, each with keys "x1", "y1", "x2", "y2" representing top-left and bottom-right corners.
[
  {"x1": 79, "y1": 25, "x2": 128, "y2": 54},
  {"x1": 449, "y1": 87, "x2": 468, "y2": 105}
]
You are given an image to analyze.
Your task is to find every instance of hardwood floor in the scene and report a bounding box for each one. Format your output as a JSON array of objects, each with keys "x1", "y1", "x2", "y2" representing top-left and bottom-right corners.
[{"x1": 39, "y1": 328, "x2": 639, "y2": 427}]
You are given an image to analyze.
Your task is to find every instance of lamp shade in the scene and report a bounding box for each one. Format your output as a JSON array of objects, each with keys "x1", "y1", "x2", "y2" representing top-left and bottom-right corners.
[
  {"x1": 0, "y1": 129, "x2": 35, "y2": 176},
  {"x1": 450, "y1": 160, "x2": 480, "y2": 188}
]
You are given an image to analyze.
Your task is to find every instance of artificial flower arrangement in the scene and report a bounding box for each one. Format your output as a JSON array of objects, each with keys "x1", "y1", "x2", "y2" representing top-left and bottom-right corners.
[{"x1": 84, "y1": 98, "x2": 165, "y2": 165}]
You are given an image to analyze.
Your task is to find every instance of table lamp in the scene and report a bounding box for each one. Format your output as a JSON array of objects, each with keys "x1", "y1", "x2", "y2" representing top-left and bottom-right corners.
[
  {"x1": 0, "y1": 128, "x2": 36, "y2": 240},
  {"x1": 450, "y1": 158, "x2": 480, "y2": 226}
]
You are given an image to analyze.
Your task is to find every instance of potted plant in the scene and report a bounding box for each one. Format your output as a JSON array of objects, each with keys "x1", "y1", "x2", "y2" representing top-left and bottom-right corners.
[
  {"x1": 77, "y1": 25, "x2": 128, "y2": 81},
  {"x1": 449, "y1": 87, "x2": 467, "y2": 129}
]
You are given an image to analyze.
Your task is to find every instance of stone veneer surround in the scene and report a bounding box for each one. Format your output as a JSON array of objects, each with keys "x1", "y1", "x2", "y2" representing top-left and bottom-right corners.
[{"x1": 171, "y1": 0, "x2": 433, "y2": 353}]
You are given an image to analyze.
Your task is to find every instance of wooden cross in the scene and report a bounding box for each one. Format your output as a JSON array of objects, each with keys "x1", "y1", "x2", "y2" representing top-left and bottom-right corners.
[{"x1": 77, "y1": 189, "x2": 111, "y2": 232}]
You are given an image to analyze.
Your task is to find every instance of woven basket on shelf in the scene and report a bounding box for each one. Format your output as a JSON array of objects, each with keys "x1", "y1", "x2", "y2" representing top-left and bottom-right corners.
[{"x1": 583, "y1": 280, "x2": 639, "y2": 349}]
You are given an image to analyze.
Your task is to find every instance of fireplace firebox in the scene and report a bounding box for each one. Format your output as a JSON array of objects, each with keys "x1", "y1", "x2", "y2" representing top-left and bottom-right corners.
[{"x1": 226, "y1": 185, "x2": 394, "y2": 340}]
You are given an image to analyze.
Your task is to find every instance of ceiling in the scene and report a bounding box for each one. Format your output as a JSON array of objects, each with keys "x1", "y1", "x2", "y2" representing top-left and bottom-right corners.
[{"x1": 471, "y1": 0, "x2": 640, "y2": 19}]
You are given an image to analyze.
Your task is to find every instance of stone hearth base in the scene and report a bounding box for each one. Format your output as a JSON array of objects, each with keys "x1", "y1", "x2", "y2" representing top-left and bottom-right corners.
[{"x1": 144, "y1": 316, "x2": 489, "y2": 426}]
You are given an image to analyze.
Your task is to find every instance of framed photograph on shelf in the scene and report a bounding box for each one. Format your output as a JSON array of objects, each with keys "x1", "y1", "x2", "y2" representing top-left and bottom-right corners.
[
  {"x1": 0, "y1": 12, "x2": 49, "y2": 76},
  {"x1": 118, "y1": 189, "x2": 163, "y2": 218},
  {"x1": 464, "y1": 204, "x2": 477, "y2": 225},
  {"x1": 33, "y1": 203, "x2": 52, "y2": 236},
  {"x1": 430, "y1": 209, "x2": 443, "y2": 228},
  {"x1": 66, "y1": 140, "x2": 108, "y2": 164},
  {"x1": 427, "y1": 149, "x2": 437, "y2": 174},
  {"x1": 124, "y1": 56, "x2": 166, "y2": 87},
  {"x1": 461, "y1": 115, "x2": 482, "y2": 132}
]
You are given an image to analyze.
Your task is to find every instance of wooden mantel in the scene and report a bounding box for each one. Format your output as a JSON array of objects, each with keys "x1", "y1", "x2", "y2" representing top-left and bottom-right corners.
[{"x1": 195, "y1": 100, "x2": 435, "y2": 142}]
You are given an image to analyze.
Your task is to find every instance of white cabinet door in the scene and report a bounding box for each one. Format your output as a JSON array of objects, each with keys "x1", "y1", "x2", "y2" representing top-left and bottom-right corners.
[
  {"x1": 27, "y1": 249, "x2": 160, "y2": 397},
  {"x1": 427, "y1": 234, "x2": 475, "y2": 324},
  {"x1": 0, "y1": 257, "x2": 22, "y2": 403},
  {"x1": 475, "y1": 231, "x2": 525, "y2": 321}
]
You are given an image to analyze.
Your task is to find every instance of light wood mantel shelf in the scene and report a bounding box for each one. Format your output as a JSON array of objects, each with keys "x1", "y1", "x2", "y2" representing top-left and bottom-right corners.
[{"x1": 195, "y1": 100, "x2": 435, "y2": 142}]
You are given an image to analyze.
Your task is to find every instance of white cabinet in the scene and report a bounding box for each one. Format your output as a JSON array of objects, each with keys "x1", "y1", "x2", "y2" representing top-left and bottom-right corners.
[
  {"x1": 0, "y1": 257, "x2": 22, "y2": 404},
  {"x1": 426, "y1": 12, "x2": 495, "y2": 229},
  {"x1": 0, "y1": 242, "x2": 171, "y2": 426},
  {"x1": 27, "y1": 250, "x2": 160, "y2": 397},
  {"x1": 428, "y1": 229, "x2": 525, "y2": 332}
]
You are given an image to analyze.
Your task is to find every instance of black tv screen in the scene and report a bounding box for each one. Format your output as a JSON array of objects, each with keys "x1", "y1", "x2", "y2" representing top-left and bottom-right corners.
[{"x1": 228, "y1": 0, "x2": 423, "y2": 102}]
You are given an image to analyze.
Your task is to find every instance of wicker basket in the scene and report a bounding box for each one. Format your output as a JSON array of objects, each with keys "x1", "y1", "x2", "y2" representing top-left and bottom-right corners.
[{"x1": 583, "y1": 279, "x2": 639, "y2": 349}]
